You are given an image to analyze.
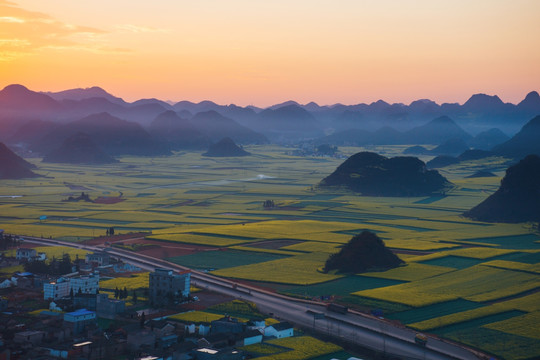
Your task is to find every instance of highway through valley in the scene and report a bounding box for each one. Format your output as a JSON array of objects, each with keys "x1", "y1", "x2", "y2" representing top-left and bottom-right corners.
[{"x1": 22, "y1": 236, "x2": 487, "y2": 360}]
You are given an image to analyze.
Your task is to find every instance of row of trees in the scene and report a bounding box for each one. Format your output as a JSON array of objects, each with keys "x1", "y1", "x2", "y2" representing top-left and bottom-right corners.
[
  {"x1": 23, "y1": 253, "x2": 75, "y2": 275},
  {"x1": 0, "y1": 233, "x2": 20, "y2": 250}
]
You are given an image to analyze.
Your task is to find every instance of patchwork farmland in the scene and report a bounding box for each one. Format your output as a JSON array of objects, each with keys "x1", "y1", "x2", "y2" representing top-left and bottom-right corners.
[{"x1": 1, "y1": 145, "x2": 538, "y2": 360}]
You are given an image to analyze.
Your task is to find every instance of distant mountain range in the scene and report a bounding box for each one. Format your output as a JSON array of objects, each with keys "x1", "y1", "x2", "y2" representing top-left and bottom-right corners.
[
  {"x1": 0, "y1": 84, "x2": 539, "y2": 159},
  {"x1": 424, "y1": 115, "x2": 540, "y2": 169},
  {"x1": 1, "y1": 84, "x2": 539, "y2": 137}
]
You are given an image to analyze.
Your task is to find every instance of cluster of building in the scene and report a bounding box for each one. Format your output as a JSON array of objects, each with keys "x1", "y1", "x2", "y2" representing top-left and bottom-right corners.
[{"x1": 0, "y1": 247, "x2": 307, "y2": 360}]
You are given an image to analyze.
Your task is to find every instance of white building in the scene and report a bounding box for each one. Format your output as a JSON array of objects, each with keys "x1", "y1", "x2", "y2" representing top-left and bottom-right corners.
[
  {"x1": 44, "y1": 278, "x2": 70, "y2": 300},
  {"x1": 70, "y1": 273, "x2": 100, "y2": 294},
  {"x1": 16, "y1": 248, "x2": 36, "y2": 260},
  {"x1": 43, "y1": 273, "x2": 100, "y2": 300},
  {"x1": 264, "y1": 322, "x2": 294, "y2": 339}
]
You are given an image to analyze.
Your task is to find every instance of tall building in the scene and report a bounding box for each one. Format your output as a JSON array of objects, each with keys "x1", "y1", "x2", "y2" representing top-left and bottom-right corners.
[
  {"x1": 43, "y1": 277, "x2": 70, "y2": 300},
  {"x1": 149, "y1": 268, "x2": 190, "y2": 306},
  {"x1": 43, "y1": 273, "x2": 100, "y2": 300},
  {"x1": 64, "y1": 308, "x2": 96, "y2": 334},
  {"x1": 70, "y1": 273, "x2": 100, "y2": 294}
]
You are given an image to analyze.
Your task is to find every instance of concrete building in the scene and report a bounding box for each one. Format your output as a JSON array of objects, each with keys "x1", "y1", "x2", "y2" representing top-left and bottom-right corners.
[
  {"x1": 70, "y1": 273, "x2": 99, "y2": 294},
  {"x1": 64, "y1": 309, "x2": 96, "y2": 335},
  {"x1": 86, "y1": 251, "x2": 111, "y2": 267},
  {"x1": 14, "y1": 330, "x2": 45, "y2": 346},
  {"x1": 264, "y1": 322, "x2": 294, "y2": 339},
  {"x1": 149, "y1": 268, "x2": 190, "y2": 306},
  {"x1": 43, "y1": 277, "x2": 70, "y2": 300},
  {"x1": 96, "y1": 293, "x2": 125, "y2": 319},
  {"x1": 16, "y1": 248, "x2": 36, "y2": 261}
]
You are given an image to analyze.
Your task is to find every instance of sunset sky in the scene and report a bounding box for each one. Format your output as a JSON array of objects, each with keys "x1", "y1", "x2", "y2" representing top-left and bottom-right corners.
[{"x1": 1, "y1": 0, "x2": 539, "y2": 106}]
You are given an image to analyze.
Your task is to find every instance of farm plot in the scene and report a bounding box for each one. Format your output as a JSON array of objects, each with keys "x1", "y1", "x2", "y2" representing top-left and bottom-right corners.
[
  {"x1": 253, "y1": 336, "x2": 342, "y2": 360},
  {"x1": 211, "y1": 252, "x2": 343, "y2": 285},
  {"x1": 100, "y1": 272, "x2": 149, "y2": 291},
  {"x1": 355, "y1": 265, "x2": 540, "y2": 307},
  {"x1": 167, "y1": 250, "x2": 287, "y2": 270}
]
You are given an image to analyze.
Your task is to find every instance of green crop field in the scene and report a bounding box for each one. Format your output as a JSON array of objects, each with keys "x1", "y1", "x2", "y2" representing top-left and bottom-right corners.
[{"x1": 1, "y1": 145, "x2": 539, "y2": 359}]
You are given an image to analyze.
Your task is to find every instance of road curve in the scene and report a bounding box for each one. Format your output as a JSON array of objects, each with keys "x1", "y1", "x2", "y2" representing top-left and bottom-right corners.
[{"x1": 21, "y1": 236, "x2": 486, "y2": 360}]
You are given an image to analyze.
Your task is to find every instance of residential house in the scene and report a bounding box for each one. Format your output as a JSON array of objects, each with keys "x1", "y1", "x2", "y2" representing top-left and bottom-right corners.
[
  {"x1": 14, "y1": 272, "x2": 36, "y2": 289},
  {"x1": 127, "y1": 328, "x2": 156, "y2": 351},
  {"x1": 149, "y1": 268, "x2": 190, "y2": 306},
  {"x1": 14, "y1": 330, "x2": 45, "y2": 345},
  {"x1": 63, "y1": 308, "x2": 96, "y2": 335},
  {"x1": 44, "y1": 277, "x2": 70, "y2": 300},
  {"x1": 86, "y1": 252, "x2": 111, "y2": 267},
  {"x1": 236, "y1": 329, "x2": 263, "y2": 346},
  {"x1": 264, "y1": 322, "x2": 294, "y2": 339},
  {"x1": 96, "y1": 293, "x2": 125, "y2": 319},
  {"x1": 210, "y1": 317, "x2": 244, "y2": 335},
  {"x1": 150, "y1": 319, "x2": 175, "y2": 338},
  {"x1": 0, "y1": 277, "x2": 11, "y2": 289},
  {"x1": 246, "y1": 318, "x2": 265, "y2": 332},
  {"x1": 15, "y1": 248, "x2": 36, "y2": 261},
  {"x1": 70, "y1": 273, "x2": 100, "y2": 294}
]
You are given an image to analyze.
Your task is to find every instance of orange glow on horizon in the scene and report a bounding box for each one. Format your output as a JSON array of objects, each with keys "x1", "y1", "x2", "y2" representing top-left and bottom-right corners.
[{"x1": 1, "y1": 0, "x2": 539, "y2": 107}]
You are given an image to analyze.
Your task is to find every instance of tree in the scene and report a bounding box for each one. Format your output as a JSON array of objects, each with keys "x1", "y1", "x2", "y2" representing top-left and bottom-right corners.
[
  {"x1": 123, "y1": 287, "x2": 128, "y2": 299},
  {"x1": 140, "y1": 312, "x2": 146, "y2": 328},
  {"x1": 114, "y1": 287, "x2": 119, "y2": 299},
  {"x1": 132, "y1": 290, "x2": 138, "y2": 304},
  {"x1": 70, "y1": 287, "x2": 74, "y2": 300}
]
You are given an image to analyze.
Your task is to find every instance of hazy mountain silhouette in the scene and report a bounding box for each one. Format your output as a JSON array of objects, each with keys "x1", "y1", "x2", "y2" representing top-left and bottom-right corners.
[
  {"x1": 517, "y1": 91, "x2": 540, "y2": 112},
  {"x1": 426, "y1": 156, "x2": 460, "y2": 169},
  {"x1": 44, "y1": 86, "x2": 127, "y2": 105},
  {"x1": 464, "y1": 154, "x2": 540, "y2": 222},
  {"x1": 31, "y1": 112, "x2": 169, "y2": 156},
  {"x1": 131, "y1": 98, "x2": 173, "y2": 110},
  {"x1": 427, "y1": 149, "x2": 494, "y2": 169},
  {"x1": 466, "y1": 170, "x2": 496, "y2": 178},
  {"x1": 430, "y1": 138, "x2": 470, "y2": 156},
  {"x1": 320, "y1": 152, "x2": 450, "y2": 196},
  {"x1": 2, "y1": 84, "x2": 539, "y2": 142},
  {"x1": 463, "y1": 93, "x2": 507, "y2": 113},
  {"x1": 202, "y1": 137, "x2": 250, "y2": 157},
  {"x1": 492, "y1": 115, "x2": 540, "y2": 159},
  {"x1": 191, "y1": 110, "x2": 268, "y2": 144},
  {"x1": 320, "y1": 116, "x2": 471, "y2": 147},
  {"x1": 149, "y1": 110, "x2": 208, "y2": 149},
  {"x1": 173, "y1": 100, "x2": 222, "y2": 114},
  {"x1": 0, "y1": 84, "x2": 60, "y2": 113},
  {"x1": 324, "y1": 231, "x2": 404, "y2": 273},
  {"x1": 469, "y1": 128, "x2": 509, "y2": 150},
  {"x1": 405, "y1": 116, "x2": 472, "y2": 144},
  {"x1": 267, "y1": 100, "x2": 301, "y2": 110},
  {"x1": 0, "y1": 142, "x2": 38, "y2": 179},
  {"x1": 403, "y1": 145, "x2": 430, "y2": 155},
  {"x1": 43, "y1": 132, "x2": 117, "y2": 164},
  {"x1": 9, "y1": 120, "x2": 59, "y2": 146},
  {"x1": 258, "y1": 104, "x2": 322, "y2": 138}
]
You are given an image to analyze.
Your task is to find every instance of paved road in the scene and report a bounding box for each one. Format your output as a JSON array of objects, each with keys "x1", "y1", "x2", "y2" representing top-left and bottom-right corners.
[{"x1": 22, "y1": 236, "x2": 485, "y2": 360}]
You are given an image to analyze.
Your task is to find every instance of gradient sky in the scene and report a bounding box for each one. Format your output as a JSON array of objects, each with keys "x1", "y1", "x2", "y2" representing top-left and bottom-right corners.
[{"x1": 1, "y1": 0, "x2": 539, "y2": 106}]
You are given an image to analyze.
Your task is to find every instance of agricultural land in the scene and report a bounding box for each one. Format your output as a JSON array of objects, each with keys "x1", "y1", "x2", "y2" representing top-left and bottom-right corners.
[{"x1": 1, "y1": 145, "x2": 539, "y2": 360}]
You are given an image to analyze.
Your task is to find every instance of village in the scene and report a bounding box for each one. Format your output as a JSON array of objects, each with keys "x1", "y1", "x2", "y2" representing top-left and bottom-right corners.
[{"x1": 0, "y1": 239, "x2": 348, "y2": 360}]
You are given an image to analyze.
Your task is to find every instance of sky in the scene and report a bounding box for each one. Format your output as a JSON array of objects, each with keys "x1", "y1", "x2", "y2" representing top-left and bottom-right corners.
[{"x1": 0, "y1": 0, "x2": 539, "y2": 107}]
